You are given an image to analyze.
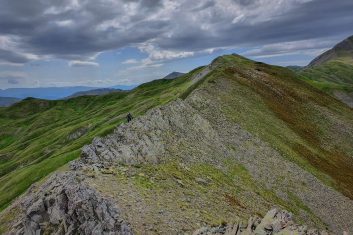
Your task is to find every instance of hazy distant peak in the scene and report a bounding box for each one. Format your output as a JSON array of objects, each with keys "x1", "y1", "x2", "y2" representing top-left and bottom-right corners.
[{"x1": 163, "y1": 72, "x2": 185, "y2": 80}]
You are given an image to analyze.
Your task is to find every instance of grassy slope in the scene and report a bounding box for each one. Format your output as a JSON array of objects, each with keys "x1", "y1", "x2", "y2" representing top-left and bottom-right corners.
[
  {"x1": 0, "y1": 70, "x2": 203, "y2": 211},
  {"x1": 213, "y1": 55, "x2": 353, "y2": 198},
  {"x1": 299, "y1": 60, "x2": 353, "y2": 94},
  {"x1": 297, "y1": 35, "x2": 353, "y2": 105}
]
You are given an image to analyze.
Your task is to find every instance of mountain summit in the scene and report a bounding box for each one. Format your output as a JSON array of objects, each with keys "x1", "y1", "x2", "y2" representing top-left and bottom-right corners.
[
  {"x1": 163, "y1": 72, "x2": 185, "y2": 80},
  {"x1": 308, "y1": 35, "x2": 353, "y2": 67},
  {"x1": 299, "y1": 35, "x2": 353, "y2": 107}
]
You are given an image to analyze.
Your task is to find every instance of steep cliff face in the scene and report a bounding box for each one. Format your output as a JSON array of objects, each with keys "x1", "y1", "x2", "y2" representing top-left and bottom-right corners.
[{"x1": 2, "y1": 55, "x2": 353, "y2": 234}]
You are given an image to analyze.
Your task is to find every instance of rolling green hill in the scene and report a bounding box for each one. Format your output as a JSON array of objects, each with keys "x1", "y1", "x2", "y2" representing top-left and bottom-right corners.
[
  {"x1": 0, "y1": 70, "x2": 203, "y2": 211},
  {"x1": 298, "y1": 35, "x2": 353, "y2": 107}
]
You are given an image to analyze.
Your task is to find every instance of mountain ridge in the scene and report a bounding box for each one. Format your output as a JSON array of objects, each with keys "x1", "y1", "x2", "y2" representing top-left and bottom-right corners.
[
  {"x1": 308, "y1": 35, "x2": 353, "y2": 67},
  {"x1": 1, "y1": 54, "x2": 353, "y2": 234},
  {"x1": 65, "y1": 88, "x2": 126, "y2": 99},
  {"x1": 0, "y1": 72, "x2": 201, "y2": 212},
  {"x1": 0, "y1": 85, "x2": 135, "y2": 100},
  {"x1": 163, "y1": 71, "x2": 185, "y2": 80},
  {"x1": 0, "y1": 97, "x2": 21, "y2": 107},
  {"x1": 298, "y1": 35, "x2": 353, "y2": 107}
]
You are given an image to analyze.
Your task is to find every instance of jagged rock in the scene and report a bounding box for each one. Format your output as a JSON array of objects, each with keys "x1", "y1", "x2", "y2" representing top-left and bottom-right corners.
[
  {"x1": 77, "y1": 99, "x2": 224, "y2": 167},
  {"x1": 9, "y1": 172, "x2": 132, "y2": 235},
  {"x1": 192, "y1": 208, "x2": 330, "y2": 235}
]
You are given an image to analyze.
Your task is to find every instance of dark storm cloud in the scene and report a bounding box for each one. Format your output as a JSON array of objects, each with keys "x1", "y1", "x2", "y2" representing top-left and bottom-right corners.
[
  {"x1": 0, "y1": 0, "x2": 352, "y2": 64},
  {"x1": 0, "y1": 0, "x2": 170, "y2": 62},
  {"x1": 157, "y1": 0, "x2": 353, "y2": 51},
  {"x1": 233, "y1": 0, "x2": 258, "y2": 6},
  {"x1": 251, "y1": 0, "x2": 353, "y2": 43},
  {"x1": 0, "y1": 49, "x2": 31, "y2": 64}
]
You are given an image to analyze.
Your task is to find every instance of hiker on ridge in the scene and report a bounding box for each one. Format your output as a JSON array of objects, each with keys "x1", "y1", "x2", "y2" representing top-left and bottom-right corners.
[{"x1": 127, "y1": 113, "x2": 133, "y2": 123}]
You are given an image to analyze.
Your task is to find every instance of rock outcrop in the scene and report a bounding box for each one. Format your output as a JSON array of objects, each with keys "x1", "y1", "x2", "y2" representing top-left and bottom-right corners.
[
  {"x1": 9, "y1": 172, "x2": 132, "y2": 235},
  {"x1": 193, "y1": 209, "x2": 329, "y2": 235},
  {"x1": 75, "y1": 99, "x2": 225, "y2": 168}
]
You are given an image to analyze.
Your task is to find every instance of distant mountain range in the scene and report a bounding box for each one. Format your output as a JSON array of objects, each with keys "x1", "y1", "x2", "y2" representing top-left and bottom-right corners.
[
  {"x1": 0, "y1": 85, "x2": 135, "y2": 101},
  {"x1": 0, "y1": 72, "x2": 185, "y2": 106},
  {"x1": 66, "y1": 88, "x2": 127, "y2": 99},
  {"x1": 0, "y1": 97, "x2": 21, "y2": 107},
  {"x1": 162, "y1": 72, "x2": 185, "y2": 80},
  {"x1": 0, "y1": 71, "x2": 186, "y2": 102},
  {"x1": 0, "y1": 72, "x2": 185, "y2": 107}
]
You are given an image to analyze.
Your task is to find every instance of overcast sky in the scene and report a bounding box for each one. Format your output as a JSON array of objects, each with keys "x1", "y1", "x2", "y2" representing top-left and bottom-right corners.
[{"x1": 0, "y1": 0, "x2": 352, "y2": 89}]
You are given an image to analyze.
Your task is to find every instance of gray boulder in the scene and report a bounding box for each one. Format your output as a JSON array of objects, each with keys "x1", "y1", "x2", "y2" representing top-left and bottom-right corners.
[{"x1": 193, "y1": 208, "x2": 330, "y2": 235}]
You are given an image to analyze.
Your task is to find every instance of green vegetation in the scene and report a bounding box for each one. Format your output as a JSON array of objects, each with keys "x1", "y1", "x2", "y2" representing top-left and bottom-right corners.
[
  {"x1": 299, "y1": 61, "x2": 353, "y2": 94},
  {"x1": 90, "y1": 54, "x2": 352, "y2": 231},
  {"x1": 205, "y1": 55, "x2": 353, "y2": 199},
  {"x1": 295, "y1": 35, "x2": 353, "y2": 105},
  {"x1": 0, "y1": 71, "x2": 202, "y2": 211},
  {"x1": 0, "y1": 203, "x2": 20, "y2": 233},
  {"x1": 293, "y1": 35, "x2": 353, "y2": 108},
  {"x1": 95, "y1": 158, "x2": 323, "y2": 228}
]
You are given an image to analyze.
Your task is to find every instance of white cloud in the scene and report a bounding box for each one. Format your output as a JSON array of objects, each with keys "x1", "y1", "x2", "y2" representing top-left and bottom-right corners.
[
  {"x1": 232, "y1": 14, "x2": 245, "y2": 24},
  {"x1": 136, "y1": 43, "x2": 196, "y2": 67},
  {"x1": 126, "y1": 63, "x2": 164, "y2": 72},
  {"x1": 243, "y1": 39, "x2": 336, "y2": 58},
  {"x1": 68, "y1": 60, "x2": 100, "y2": 67},
  {"x1": 55, "y1": 20, "x2": 74, "y2": 27},
  {"x1": 122, "y1": 59, "x2": 139, "y2": 64},
  {"x1": 139, "y1": 43, "x2": 195, "y2": 61}
]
